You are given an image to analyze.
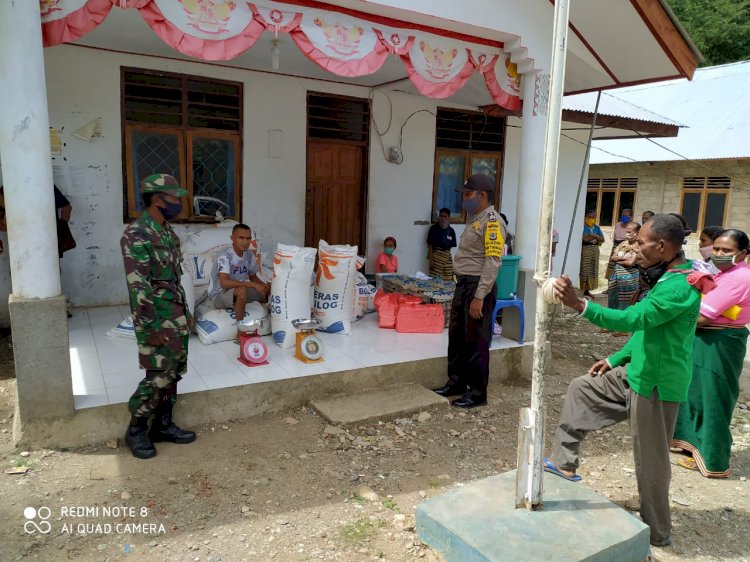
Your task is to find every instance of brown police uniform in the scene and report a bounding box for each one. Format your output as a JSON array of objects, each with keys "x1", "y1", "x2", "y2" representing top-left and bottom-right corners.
[{"x1": 446, "y1": 204, "x2": 505, "y2": 402}]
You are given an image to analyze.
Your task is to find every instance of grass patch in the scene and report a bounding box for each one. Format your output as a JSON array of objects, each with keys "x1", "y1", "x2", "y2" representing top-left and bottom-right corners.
[
  {"x1": 352, "y1": 493, "x2": 366, "y2": 505},
  {"x1": 338, "y1": 517, "x2": 386, "y2": 544},
  {"x1": 382, "y1": 498, "x2": 397, "y2": 510}
]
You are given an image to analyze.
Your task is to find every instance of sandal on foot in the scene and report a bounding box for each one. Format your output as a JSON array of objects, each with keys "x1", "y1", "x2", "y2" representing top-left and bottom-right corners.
[
  {"x1": 543, "y1": 458, "x2": 582, "y2": 482},
  {"x1": 677, "y1": 457, "x2": 698, "y2": 471}
]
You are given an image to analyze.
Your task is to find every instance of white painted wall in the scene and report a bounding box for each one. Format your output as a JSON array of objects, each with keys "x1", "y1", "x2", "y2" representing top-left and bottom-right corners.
[{"x1": 0, "y1": 43, "x2": 592, "y2": 323}]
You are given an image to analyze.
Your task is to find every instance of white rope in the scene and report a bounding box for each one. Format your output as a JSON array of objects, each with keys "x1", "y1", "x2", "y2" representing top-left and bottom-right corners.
[{"x1": 534, "y1": 272, "x2": 562, "y2": 305}]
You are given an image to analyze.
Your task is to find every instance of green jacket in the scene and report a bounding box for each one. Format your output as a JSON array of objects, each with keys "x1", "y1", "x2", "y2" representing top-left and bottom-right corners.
[{"x1": 583, "y1": 262, "x2": 700, "y2": 402}]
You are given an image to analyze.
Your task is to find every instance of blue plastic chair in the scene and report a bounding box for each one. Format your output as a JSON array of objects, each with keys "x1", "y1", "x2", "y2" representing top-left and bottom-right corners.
[{"x1": 493, "y1": 298, "x2": 524, "y2": 342}]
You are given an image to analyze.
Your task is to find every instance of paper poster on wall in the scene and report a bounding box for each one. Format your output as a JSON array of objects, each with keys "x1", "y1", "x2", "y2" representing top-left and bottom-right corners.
[{"x1": 52, "y1": 165, "x2": 72, "y2": 194}]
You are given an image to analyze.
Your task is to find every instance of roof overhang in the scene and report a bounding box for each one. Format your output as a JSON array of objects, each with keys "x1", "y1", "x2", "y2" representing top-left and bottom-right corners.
[{"x1": 41, "y1": 0, "x2": 701, "y2": 110}]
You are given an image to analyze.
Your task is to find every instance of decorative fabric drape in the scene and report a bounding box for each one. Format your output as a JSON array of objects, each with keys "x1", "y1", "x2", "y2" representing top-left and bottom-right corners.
[{"x1": 40, "y1": 0, "x2": 521, "y2": 110}]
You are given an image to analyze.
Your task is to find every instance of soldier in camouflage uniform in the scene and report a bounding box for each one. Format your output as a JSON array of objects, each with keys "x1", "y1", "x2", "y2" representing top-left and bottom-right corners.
[{"x1": 121, "y1": 174, "x2": 196, "y2": 459}]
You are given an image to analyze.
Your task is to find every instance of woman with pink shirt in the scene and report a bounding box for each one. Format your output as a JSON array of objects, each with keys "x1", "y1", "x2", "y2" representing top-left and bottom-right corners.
[
  {"x1": 376, "y1": 236, "x2": 398, "y2": 273},
  {"x1": 673, "y1": 229, "x2": 750, "y2": 477}
]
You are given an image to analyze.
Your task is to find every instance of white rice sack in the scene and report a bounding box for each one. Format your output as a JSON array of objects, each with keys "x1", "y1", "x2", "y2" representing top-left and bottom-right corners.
[
  {"x1": 195, "y1": 301, "x2": 271, "y2": 345},
  {"x1": 107, "y1": 315, "x2": 136, "y2": 340},
  {"x1": 314, "y1": 240, "x2": 357, "y2": 334},
  {"x1": 270, "y1": 244, "x2": 317, "y2": 348},
  {"x1": 180, "y1": 272, "x2": 196, "y2": 316},
  {"x1": 352, "y1": 272, "x2": 377, "y2": 321}
]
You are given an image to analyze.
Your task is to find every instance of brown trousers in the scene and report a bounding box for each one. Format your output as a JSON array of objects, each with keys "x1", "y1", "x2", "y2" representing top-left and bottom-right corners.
[{"x1": 551, "y1": 366, "x2": 679, "y2": 544}]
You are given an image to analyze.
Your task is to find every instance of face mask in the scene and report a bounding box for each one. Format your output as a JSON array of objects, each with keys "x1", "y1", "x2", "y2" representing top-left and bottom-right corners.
[
  {"x1": 384, "y1": 247, "x2": 395, "y2": 256},
  {"x1": 584, "y1": 218, "x2": 595, "y2": 227},
  {"x1": 711, "y1": 253, "x2": 738, "y2": 270},
  {"x1": 462, "y1": 194, "x2": 480, "y2": 215},
  {"x1": 438, "y1": 218, "x2": 449, "y2": 228},
  {"x1": 699, "y1": 245, "x2": 713, "y2": 260},
  {"x1": 638, "y1": 261, "x2": 671, "y2": 288},
  {"x1": 159, "y1": 200, "x2": 182, "y2": 221},
  {"x1": 620, "y1": 215, "x2": 631, "y2": 224},
  {"x1": 626, "y1": 233, "x2": 637, "y2": 242}
]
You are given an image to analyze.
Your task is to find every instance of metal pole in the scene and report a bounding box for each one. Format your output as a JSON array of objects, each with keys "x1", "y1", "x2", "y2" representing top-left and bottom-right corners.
[{"x1": 515, "y1": 0, "x2": 571, "y2": 509}]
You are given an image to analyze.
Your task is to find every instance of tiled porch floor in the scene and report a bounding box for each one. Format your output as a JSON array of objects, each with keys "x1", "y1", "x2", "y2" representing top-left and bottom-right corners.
[{"x1": 69, "y1": 306, "x2": 523, "y2": 410}]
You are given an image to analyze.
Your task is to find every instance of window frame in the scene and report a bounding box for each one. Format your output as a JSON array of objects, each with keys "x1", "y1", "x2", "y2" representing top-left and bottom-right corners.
[
  {"x1": 679, "y1": 177, "x2": 730, "y2": 233},
  {"x1": 121, "y1": 67, "x2": 243, "y2": 223},
  {"x1": 586, "y1": 177, "x2": 638, "y2": 227},
  {"x1": 432, "y1": 108, "x2": 506, "y2": 223}
]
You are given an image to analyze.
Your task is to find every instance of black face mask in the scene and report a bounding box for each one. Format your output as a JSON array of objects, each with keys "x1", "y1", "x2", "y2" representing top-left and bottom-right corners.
[{"x1": 638, "y1": 252, "x2": 680, "y2": 288}]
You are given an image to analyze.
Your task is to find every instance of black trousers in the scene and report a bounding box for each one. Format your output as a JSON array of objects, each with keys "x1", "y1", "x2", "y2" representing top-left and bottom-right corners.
[{"x1": 446, "y1": 277, "x2": 497, "y2": 400}]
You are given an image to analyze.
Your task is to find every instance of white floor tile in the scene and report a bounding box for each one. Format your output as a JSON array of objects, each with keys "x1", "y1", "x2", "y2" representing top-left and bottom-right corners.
[
  {"x1": 320, "y1": 355, "x2": 365, "y2": 372},
  {"x1": 106, "y1": 384, "x2": 137, "y2": 405},
  {"x1": 74, "y1": 393, "x2": 109, "y2": 410},
  {"x1": 189, "y1": 349, "x2": 244, "y2": 378},
  {"x1": 178, "y1": 374, "x2": 209, "y2": 394},
  {"x1": 102, "y1": 368, "x2": 144, "y2": 389},
  {"x1": 241, "y1": 362, "x2": 292, "y2": 383},
  {"x1": 200, "y1": 370, "x2": 252, "y2": 390},
  {"x1": 69, "y1": 348, "x2": 105, "y2": 395}
]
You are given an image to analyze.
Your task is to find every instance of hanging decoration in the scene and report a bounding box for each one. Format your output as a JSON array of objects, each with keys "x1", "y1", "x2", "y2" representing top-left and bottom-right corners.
[{"x1": 39, "y1": 0, "x2": 523, "y2": 110}]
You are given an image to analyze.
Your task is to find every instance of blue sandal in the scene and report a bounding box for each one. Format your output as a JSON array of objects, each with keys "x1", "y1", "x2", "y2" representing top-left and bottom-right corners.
[{"x1": 543, "y1": 458, "x2": 582, "y2": 482}]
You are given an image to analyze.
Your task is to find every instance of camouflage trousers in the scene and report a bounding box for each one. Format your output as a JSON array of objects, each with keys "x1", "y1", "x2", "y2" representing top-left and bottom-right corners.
[{"x1": 128, "y1": 333, "x2": 189, "y2": 419}]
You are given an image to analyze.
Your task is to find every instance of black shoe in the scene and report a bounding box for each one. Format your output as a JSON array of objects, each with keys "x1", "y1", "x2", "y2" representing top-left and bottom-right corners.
[
  {"x1": 149, "y1": 414, "x2": 196, "y2": 444},
  {"x1": 451, "y1": 394, "x2": 487, "y2": 409},
  {"x1": 650, "y1": 536, "x2": 672, "y2": 547},
  {"x1": 432, "y1": 384, "x2": 464, "y2": 397},
  {"x1": 125, "y1": 425, "x2": 157, "y2": 459}
]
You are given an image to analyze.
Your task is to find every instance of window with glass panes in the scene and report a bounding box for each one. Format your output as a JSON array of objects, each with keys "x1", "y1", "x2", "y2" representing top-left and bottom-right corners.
[
  {"x1": 679, "y1": 176, "x2": 729, "y2": 233},
  {"x1": 585, "y1": 177, "x2": 637, "y2": 227},
  {"x1": 121, "y1": 68, "x2": 242, "y2": 221},
  {"x1": 432, "y1": 109, "x2": 505, "y2": 222}
]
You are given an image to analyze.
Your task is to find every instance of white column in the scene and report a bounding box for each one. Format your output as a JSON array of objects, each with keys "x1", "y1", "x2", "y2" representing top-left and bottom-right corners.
[
  {"x1": 514, "y1": 74, "x2": 550, "y2": 263},
  {"x1": 0, "y1": 1, "x2": 61, "y2": 299}
]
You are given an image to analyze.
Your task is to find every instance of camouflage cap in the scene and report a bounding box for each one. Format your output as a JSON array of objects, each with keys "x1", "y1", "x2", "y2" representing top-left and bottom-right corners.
[{"x1": 140, "y1": 174, "x2": 188, "y2": 197}]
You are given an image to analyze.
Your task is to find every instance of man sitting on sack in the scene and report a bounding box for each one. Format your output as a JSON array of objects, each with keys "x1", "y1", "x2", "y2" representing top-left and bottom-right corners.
[{"x1": 208, "y1": 223, "x2": 269, "y2": 342}]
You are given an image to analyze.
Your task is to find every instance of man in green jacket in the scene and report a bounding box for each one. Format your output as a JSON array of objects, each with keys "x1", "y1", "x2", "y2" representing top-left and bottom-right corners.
[{"x1": 545, "y1": 214, "x2": 700, "y2": 548}]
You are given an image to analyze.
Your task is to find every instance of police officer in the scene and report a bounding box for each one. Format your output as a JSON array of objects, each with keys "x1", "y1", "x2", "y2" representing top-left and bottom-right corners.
[
  {"x1": 433, "y1": 174, "x2": 505, "y2": 408},
  {"x1": 121, "y1": 174, "x2": 195, "y2": 459}
]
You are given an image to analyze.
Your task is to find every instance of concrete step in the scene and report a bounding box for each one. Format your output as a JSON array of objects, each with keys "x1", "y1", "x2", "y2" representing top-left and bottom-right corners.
[
  {"x1": 310, "y1": 383, "x2": 448, "y2": 424},
  {"x1": 417, "y1": 470, "x2": 650, "y2": 562}
]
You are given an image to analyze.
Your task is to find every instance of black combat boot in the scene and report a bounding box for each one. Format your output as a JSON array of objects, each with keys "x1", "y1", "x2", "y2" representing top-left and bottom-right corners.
[
  {"x1": 149, "y1": 401, "x2": 196, "y2": 444},
  {"x1": 124, "y1": 418, "x2": 157, "y2": 459}
]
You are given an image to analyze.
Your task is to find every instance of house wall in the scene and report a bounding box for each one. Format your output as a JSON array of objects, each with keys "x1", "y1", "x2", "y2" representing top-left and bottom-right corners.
[
  {"x1": 590, "y1": 160, "x2": 750, "y2": 264},
  {"x1": 0, "y1": 41, "x2": 586, "y2": 324}
]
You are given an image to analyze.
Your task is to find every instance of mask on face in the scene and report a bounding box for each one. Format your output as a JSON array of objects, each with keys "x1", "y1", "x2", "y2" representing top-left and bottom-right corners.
[
  {"x1": 438, "y1": 218, "x2": 449, "y2": 229},
  {"x1": 584, "y1": 218, "x2": 596, "y2": 227},
  {"x1": 699, "y1": 245, "x2": 714, "y2": 260},
  {"x1": 711, "y1": 253, "x2": 738, "y2": 270},
  {"x1": 462, "y1": 194, "x2": 480, "y2": 216},
  {"x1": 159, "y1": 199, "x2": 182, "y2": 221},
  {"x1": 384, "y1": 247, "x2": 395, "y2": 256},
  {"x1": 620, "y1": 215, "x2": 631, "y2": 224},
  {"x1": 638, "y1": 261, "x2": 671, "y2": 288}
]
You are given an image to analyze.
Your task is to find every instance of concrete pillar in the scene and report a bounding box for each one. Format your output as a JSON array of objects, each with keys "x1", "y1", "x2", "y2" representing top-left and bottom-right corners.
[
  {"x1": 0, "y1": 2, "x2": 74, "y2": 441},
  {"x1": 513, "y1": 72, "x2": 551, "y2": 341}
]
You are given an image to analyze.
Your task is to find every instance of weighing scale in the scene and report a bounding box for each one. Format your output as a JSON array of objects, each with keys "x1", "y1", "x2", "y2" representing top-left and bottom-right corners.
[
  {"x1": 237, "y1": 318, "x2": 269, "y2": 367},
  {"x1": 292, "y1": 318, "x2": 324, "y2": 363}
]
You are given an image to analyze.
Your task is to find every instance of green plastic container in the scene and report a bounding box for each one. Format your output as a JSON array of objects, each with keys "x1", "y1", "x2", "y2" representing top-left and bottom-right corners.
[{"x1": 496, "y1": 255, "x2": 521, "y2": 299}]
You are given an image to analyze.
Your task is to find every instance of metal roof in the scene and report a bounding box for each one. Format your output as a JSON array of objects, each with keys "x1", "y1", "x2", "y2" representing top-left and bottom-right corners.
[
  {"x1": 589, "y1": 61, "x2": 750, "y2": 164},
  {"x1": 563, "y1": 91, "x2": 682, "y2": 127}
]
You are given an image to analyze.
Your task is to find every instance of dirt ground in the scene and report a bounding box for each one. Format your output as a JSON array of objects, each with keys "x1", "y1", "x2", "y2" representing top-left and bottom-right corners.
[{"x1": 0, "y1": 302, "x2": 749, "y2": 562}]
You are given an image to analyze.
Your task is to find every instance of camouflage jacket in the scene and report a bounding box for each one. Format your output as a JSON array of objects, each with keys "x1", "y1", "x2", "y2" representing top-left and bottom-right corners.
[{"x1": 121, "y1": 212, "x2": 191, "y2": 343}]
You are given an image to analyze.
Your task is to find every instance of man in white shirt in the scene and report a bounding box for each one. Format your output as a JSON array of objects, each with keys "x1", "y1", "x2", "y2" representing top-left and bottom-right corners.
[{"x1": 209, "y1": 224, "x2": 269, "y2": 340}]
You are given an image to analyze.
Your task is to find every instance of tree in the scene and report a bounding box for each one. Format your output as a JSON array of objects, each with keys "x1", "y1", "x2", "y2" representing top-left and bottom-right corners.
[{"x1": 666, "y1": 0, "x2": 750, "y2": 66}]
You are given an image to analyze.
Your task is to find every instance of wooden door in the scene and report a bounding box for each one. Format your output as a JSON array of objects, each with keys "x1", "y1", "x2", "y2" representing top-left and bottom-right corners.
[{"x1": 306, "y1": 141, "x2": 365, "y2": 250}]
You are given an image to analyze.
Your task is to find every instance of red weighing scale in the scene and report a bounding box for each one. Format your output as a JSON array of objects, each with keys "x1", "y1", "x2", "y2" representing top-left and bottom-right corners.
[{"x1": 237, "y1": 318, "x2": 269, "y2": 367}]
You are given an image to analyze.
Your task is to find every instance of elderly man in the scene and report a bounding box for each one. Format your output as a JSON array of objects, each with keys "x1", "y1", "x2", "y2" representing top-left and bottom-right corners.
[{"x1": 544, "y1": 214, "x2": 700, "y2": 547}]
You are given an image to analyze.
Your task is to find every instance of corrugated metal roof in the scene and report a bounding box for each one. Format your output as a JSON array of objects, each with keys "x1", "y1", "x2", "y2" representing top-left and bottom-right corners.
[
  {"x1": 563, "y1": 91, "x2": 682, "y2": 127},
  {"x1": 589, "y1": 61, "x2": 750, "y2": 164}
]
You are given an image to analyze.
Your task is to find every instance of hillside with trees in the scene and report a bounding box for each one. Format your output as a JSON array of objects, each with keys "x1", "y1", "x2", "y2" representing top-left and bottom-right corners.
[{"x1": 666, "y1": 0, "x2": 750, "y2": 65}]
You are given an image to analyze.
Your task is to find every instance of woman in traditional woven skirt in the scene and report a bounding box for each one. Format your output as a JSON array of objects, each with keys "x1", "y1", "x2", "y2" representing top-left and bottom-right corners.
[
  {"x1": 579, "y1": 210, "x2": 605, "y2": 298},
  {"x1": 673, "y1": 229, "x2": 750, "y2": 477},
  {"x1": 607, "y1": 221, "x2": 641, "y2": 309}
]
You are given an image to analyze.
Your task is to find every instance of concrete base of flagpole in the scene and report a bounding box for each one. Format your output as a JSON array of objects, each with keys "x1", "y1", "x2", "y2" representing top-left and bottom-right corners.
[{"x1": 416, "y1": 470, "x2": 650, "y2": 562}]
